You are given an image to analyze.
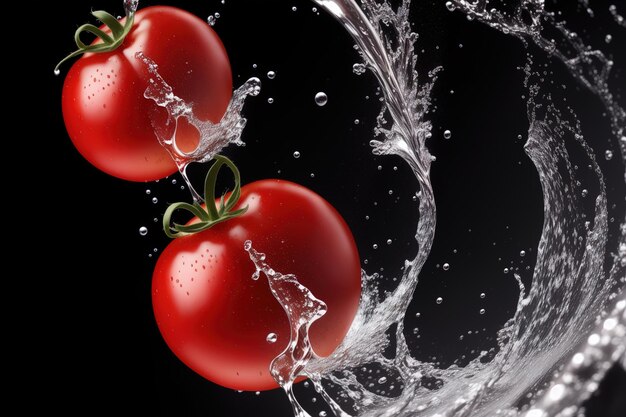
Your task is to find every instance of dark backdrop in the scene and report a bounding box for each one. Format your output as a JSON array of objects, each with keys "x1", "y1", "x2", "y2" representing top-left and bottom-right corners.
[{"x1": 32, "y1": 0, "x2": 625, "y2": 416}]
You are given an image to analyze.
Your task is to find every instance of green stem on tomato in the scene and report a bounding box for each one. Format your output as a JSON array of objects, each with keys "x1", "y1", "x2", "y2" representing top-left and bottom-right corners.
[
  {"x1": 55, "y1": 10, "x2": 135, "y2": 73},
  {"x1": 163, "y1": 156, "x2": 249, "y2": 239}
]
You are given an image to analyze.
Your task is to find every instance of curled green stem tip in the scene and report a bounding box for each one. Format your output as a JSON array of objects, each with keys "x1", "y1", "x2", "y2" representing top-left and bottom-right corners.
[
  {"x1": 55, "y1": 10, "x2": 135, "y2": 73},
  {"x1": 163, "y1": 156, "x2": 249, "y2": 239}
]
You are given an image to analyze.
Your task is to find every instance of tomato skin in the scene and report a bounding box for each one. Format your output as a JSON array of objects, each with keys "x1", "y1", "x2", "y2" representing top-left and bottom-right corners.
[
  {"x1": 152, "y1": 180, "x2": 362, "y2": 391},
  {"x1": 62, "y1": 6, "x2": 232, "y2": 182}
]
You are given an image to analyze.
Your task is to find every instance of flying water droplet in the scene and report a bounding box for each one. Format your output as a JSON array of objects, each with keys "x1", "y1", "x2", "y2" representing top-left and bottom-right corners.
[
  {"x1": 315, "y1": 92, "x2": 328, "y2": 106},
  {"x1": 353, "y1": 63, "x2": 367, "y2": 75}
]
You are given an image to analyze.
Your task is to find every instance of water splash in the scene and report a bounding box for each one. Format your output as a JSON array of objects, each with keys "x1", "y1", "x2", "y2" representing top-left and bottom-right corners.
[
  {"x1": 261, "y1": 0, "x2": 625, "y2": 416},
  {"x1": 127, "y1": 0, "x2": 625, "y2": 415},
  {"x1": 245, "y1": 240, "x2": 328, "y2": 417},
  {"x1": 448, "y1": 0, "x2": 626, "y2": 163},
  {"x1": 123, "y1": 0, "x2": 138, "y2": 16},
  {"x1": 137, "y1": 52, "x2": 261, "y2": 201}
]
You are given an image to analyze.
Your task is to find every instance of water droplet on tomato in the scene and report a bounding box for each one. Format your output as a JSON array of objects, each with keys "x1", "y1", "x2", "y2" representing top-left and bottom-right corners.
[{"x1": 266, "y1": 333, "x2": 278, "y2": 343}]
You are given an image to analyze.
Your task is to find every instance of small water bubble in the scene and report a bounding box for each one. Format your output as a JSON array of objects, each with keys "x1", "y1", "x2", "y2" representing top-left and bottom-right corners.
[
  {"x1": 171, "y1": 179, "x2": 177, "y2": 185},
  {"x1": 319, "y1": 412, "x2": 327, "y2": 417},
  {"x1": 377, "y1": 165, "x2": 383, "y2": 171},
  {"x1": 415, "y1": 312, "x2": 421, "y2": 318},
  {"x1": 442, "y1": 263, "x2": 450, "y2": 271},
  {"x1": 386, "y1": 239, "x2": 392, "y2": 245},
  {"x1": 581, "y1": 189, "x2": 588, "y2": 197},
  {"x1": 388, "y1": 190, "x2": 393, "y2": 195},
  {"x1": 267, "y1": 97, "x2": 274, "y2": 104},
  {"x1": 146, "y1": 189, "x2": 151, "y2": 195},
  {"x1": 354, "y1": 119, "x2": 360, "y2": 124},
  {"x1": 445, "y1": 1, "x2": 455, "y2": 11},
  {"x1": 480, "y1": 292, "x2": 486, "y2": 299},
  {"x1": 605, "y1": 34, "x2": 613, "y2": 43},
  {"x1": 139, "y1": 227, "x2": 148, "y2": 236},
  {"x1": 267, "y1": 71, "x2": 276, "y2": 79},
  {"x1": 255, "y1": 391, "x2": 260, "y2": 396},
  {"x1": 266, "y1": 333, "x2": 277, "y2": 343},
  {"x1": 207, "y1": 15, "x2": 216, "y2": 26},
  {"x1": 312, "y1": 7, "x2": 317, "y2": 12},
  {"x1": 373, "y1": 244, "x2": 379, "y2": 249},
  {"x1": 54, "y1": 68, "x2": 60, "y2": 76},
  {"x1": 520, "y1": 250, "x2": 526, "y2": 257},
  {"x1": 292, "y1": 6, "x2": 297, "y2": 12},
  {"x1": 504, "y1": 268, "x2": 510, "y2": 274},
  {"x1": 353, "y1": 63, "x2": 367, "y2": 75},
  {"x1": 605, "y1": 150, "x2": 613, "y2": 160},
  {"x1": 436, "y1": 297, "x2": 443, "y2": 304},
  {"x1": 152, "y1": 197, "x2": 158, "y2": 204},
  {"x1": 293, "y1": 151, "x2": 301, "y2": 159},
  {"x1": 252, "y1": 64, "x2": 258, "y2": 69},
  {"x1": 378, "y1": 377, "x2": 387, "y2": 384},
  {"x1": 315, "y1": 92, "x2": 328, "y2": 106},
  {"x1": 215, "y1": 12, "x2": 221, "y2": 19},
  {"x1": 443, "y1": 130, "x2": 452, "y2": 139},
  {"x1": 479, "y1": 309, "x2": 486, "y2": 315}
]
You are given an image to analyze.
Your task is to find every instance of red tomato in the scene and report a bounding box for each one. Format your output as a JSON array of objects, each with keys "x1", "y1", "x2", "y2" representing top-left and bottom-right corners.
[
  {"x1": 152, "y1": 180, "x2": 362, "y2": 391},
  {"x1": 62, "y1": 6, "x2": 232, "y2": 182}
]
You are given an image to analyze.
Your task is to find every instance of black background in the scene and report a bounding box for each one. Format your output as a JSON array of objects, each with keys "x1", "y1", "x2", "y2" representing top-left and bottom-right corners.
[{"x1": 31, "y1": 0, "x2": 625, "y2": 416}]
